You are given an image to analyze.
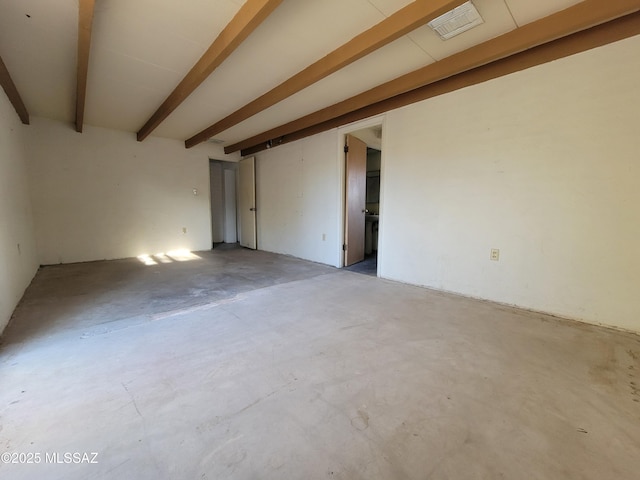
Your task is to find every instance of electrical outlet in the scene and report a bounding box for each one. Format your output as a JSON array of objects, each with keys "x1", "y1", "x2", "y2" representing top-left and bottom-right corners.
[
  {"x1": 192, "y1": 188, "x2": 198, "y2": 196},
  {"x1": 490, "y1": 248, "x2": 500, "y2": 261}
]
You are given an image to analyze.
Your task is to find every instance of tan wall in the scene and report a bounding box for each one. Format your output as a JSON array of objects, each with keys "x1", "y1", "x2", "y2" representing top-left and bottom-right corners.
[
  {"x1": 380, "y1": 36, "x2": 640, "y2": 331},
  {"x1": 24, "y1": 117, "x2": 229, "y2": 265},
  {"x1": 0, "y1": 93, "x2": 38, "y2": 333}
]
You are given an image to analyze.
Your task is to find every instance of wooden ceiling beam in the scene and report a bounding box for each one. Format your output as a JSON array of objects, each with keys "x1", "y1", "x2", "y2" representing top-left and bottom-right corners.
[
  {"x1": 239, "y1": 12, "x2": 640, "y2": 156},
  {"x1": 76, "y1": 0, "x2": 96, "y2": 133},
  {"x1": 185, "y1": 0, "x2": 463, "y2": 148},
  {"x1": 0, "y1": 55, "x2": 29, "y2": 125},
  {"x1": 137, "y1": 0, "x2": 284, "y2": 142},
  {"x1": 226, "y1": 0, "x2": 640, "y2": 155}
]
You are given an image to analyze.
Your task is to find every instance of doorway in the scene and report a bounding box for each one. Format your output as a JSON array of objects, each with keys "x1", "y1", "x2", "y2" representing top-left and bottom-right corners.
[
  {"x1": 343, "y1": 124, "x2": 382, "y2": 276},
  {"x1": 209, "y1": 159, "x2": 238, "y2": 248}
]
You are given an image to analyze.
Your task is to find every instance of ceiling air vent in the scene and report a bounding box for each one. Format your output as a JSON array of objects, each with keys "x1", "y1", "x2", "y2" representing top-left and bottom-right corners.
[
  {"x1": 208, "y1": 138, "x2": 225, "y2": 144},
  {"x1": 428, "y1": 1, "x2": 484, "y2": 40}
]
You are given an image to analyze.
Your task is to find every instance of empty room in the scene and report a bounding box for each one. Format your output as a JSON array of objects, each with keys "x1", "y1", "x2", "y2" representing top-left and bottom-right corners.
[{"x1": 1, "y1": 0, "x2": 639, "y2": 478}]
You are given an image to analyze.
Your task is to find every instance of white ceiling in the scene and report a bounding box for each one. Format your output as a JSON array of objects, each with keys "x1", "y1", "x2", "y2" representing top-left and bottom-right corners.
[{"x1": 0, "y1": 0, "x2": 585, "y2": 147}]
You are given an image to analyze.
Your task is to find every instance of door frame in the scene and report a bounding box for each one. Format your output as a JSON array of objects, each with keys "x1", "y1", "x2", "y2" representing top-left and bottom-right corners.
[{"x1": 336, "y1": 115, "x2": 386, "y2": 273}]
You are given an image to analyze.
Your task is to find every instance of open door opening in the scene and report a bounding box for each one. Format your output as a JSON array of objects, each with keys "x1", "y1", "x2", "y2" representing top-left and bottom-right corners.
[
  {"x1": 209, "y1": 156, "x2": 257, "y2": 251},
  {"x1": 343, "y1": 125, "x2": 382, "y2": 276},
  {"x1": 209, "y1": 160, "x2": 238, "y2": 249}
]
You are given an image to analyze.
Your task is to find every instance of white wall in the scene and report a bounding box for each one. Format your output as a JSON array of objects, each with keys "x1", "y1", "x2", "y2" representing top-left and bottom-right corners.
[
  {"x1": 251, "y1": 36, "x2": 640, "y2": 332},
  {"x1": 255, "y1": 130, "x2": 341, "y2": 266},
  {"x1": 380, "y1": 35, "x2": 640, "y2": 332},
  {"x1": 24, "y1": 117, "x2": 228, "y2": 265},
  {"x1": 0, "y1": 93, "x2": 38, "y2": 333}
]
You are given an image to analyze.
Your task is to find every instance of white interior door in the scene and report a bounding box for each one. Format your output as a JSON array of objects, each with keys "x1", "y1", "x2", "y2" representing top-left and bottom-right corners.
[{"x1": 238, "y1": 156, "x2": 257, "y2": 249}]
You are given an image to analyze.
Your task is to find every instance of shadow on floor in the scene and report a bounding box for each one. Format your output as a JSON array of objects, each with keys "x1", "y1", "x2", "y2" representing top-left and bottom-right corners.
[{"x1": 212, "y1": 242, "x2": 243, "y2": 251}]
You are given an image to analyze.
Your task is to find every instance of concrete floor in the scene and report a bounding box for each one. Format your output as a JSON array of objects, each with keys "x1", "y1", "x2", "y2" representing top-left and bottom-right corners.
[{"x1": 1, "y1": 248, "x2": 639, "y2": 479}]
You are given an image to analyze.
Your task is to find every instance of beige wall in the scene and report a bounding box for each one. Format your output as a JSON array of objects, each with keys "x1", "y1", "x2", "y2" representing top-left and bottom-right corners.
[
  {"x1": 252, "y1": 36, "x2": 640, "y2": 332},
  {"x1": 255, "y1": 130, "x2": 342, "y2": 266},
  {"x1": 380, "y1": 35, "x2": 640, "y2": 331},
  {"x1": 24, "y1": 117, "x2": 228, "y2": 265},
  {"x1": 0, "y1": 93, "x2": 38, "y2": 333}
]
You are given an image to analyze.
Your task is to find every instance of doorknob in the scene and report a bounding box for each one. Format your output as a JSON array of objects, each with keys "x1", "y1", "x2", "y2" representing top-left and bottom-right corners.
[{"x1": 250, "y1": 207, "x2": 256, "y2": 211}]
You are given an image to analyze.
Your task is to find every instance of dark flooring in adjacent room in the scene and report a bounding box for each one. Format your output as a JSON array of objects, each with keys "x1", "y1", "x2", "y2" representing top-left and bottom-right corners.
[
  {"x1": 1, "y1": 248, "x2": 639, "y2": 479},
  {"x1": 344, "y1": 253, "x2": 377, "y2": 277}
]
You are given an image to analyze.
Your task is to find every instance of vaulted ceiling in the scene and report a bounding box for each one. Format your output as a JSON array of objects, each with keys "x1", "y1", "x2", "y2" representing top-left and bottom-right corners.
[{"x1": 1, "y1": 0, "x2": 639, "y2": 155}]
